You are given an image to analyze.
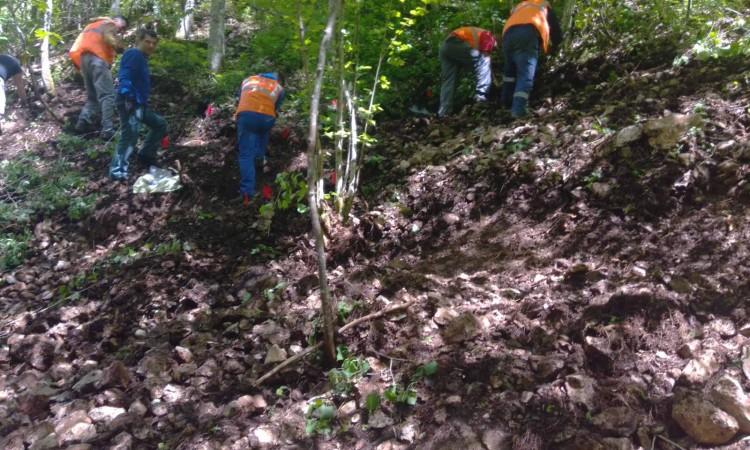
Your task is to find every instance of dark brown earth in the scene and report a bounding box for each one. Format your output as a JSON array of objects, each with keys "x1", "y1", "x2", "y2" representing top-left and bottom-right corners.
[{"x1": 0, "y1": 52, "x2": 749, "y2": 450}]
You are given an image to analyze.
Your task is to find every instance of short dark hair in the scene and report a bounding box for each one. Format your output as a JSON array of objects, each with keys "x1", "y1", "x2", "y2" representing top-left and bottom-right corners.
[
  {"x1": 136, "y1": 26, "x2": 159, "y2": 41},
  {"x1": 113, "y1": 15, "x2": 128, "y2": 27}
]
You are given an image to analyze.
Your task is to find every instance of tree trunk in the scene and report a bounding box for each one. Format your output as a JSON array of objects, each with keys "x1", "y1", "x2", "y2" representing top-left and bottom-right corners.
[
  {"x1": 297, "y1": 0, "x2": 310, "y2": 79},
  {"x1": 306, "y1": 0, "x2": 341, "y2": 365},
  {"x1": 176, "y1": 0, "x2": 196, "y2": 39},
  {"x1": 41, "y1": 0, "x2": 55, "y2": 93},
  {"x1": 110, "y1": 0, "x2": 121, "y2": 15},
  {"x1": 207, "y1": 0, "x2": 226, "y2": 72}
]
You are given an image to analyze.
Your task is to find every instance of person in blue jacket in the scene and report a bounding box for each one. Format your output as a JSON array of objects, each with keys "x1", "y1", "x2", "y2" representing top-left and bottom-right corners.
[{"x1": 109, "y1": 27, "x2": 167, "y2": 181}]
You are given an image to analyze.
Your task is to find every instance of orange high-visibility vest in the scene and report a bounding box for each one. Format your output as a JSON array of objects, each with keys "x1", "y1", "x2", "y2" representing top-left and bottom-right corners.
[
  {"x1": 236, "y1": 76, "x2": 283, "y2": 117},
  {"x1": 450, "y1": 27, "x2": 489, "y2": 50},
  {"x1": 503, "y1": 0, "x2": 552, "y2": 53},
  {"x1": 69, "y1": 18, "x2": 117, "y2": 69}
]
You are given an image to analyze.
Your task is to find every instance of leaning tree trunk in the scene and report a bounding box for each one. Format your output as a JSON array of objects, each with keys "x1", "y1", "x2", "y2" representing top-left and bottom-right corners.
[
  {"x1": 176, "y1": 0, "x2": 196, "y2": 39},
  {"x1": 306, "y1": 0, "x2": 342, "y2": 365},
  {"x1": 41, "y1": 0, "x2": 55, "y2": 94},
  {"x1": 207, "y1": 0, "x2": 226, "y2": 72}
]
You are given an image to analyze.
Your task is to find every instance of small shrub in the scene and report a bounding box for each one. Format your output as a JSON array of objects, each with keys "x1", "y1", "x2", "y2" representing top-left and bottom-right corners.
[
  {"x1": 67, "y1": 194, "x2": 98, "y2": 220},
  {"x1": 0, "y1": 232, "x2": 30, "y2": 271}
]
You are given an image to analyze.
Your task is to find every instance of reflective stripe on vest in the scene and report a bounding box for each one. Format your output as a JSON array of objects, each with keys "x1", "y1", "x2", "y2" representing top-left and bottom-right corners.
[
  {"x1": 69, "y1": 18, "x2": 117, "y2": 69},
  {"x1": 236, "y1": 76, "x2": 283, "y2": 117},
  {"x1": 450, "y1": 27, "x2": 487, "y2": 50},
  {"x1": 503, "y1": 0, "x2": 552, "y2": 53}
]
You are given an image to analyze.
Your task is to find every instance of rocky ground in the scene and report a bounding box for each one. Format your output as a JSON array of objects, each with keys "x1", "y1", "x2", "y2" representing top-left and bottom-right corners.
[{"x1": 0, "y1": 52, "x2": 749, "y2": 450}]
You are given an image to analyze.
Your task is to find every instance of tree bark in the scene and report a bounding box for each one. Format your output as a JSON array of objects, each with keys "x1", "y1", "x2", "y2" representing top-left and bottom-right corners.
[
  {"x1": 306, "y1": 0, "x2": 342, "y2": 365},
  {"x1": 207, "y1": 0, "x2": 226, "y2": 72},
  {"x1": 176, "y1": 0, "x2": 196, "y2": 39},
  {"x1": 110, "y1": 0, "x2": 121, "y2": 15},
  {"x1": 41, "y1": 0, "x2": 55, "y2": 94}
]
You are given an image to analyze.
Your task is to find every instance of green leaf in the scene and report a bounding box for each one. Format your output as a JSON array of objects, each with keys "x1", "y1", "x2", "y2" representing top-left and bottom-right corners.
[
  {"x1": 317, "y1": 405, "x2": 335, "y2": 420},
  {"x1": 422, "y1": 361, "x2": 438, "y2": 376},
  {"x1": 365, "y1": 392, "x2": 381, "y2": 413}
]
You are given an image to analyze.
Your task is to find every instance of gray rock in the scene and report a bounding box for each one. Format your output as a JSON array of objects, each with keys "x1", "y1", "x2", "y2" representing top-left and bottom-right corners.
[
  {"x1": 707, "y1": 318, "x2": 736, "y2": 338},
  {"x1": 565, "y1": 374, "x2": 597, "y2": 410},
  {"x1": 644, "y1": 113, "x2": 700, "y2": 150},
  {"x1": 128, "y1": 400, "x2": 147, "y2": 417},
  {"x1": 591, "y1": 406, "x2": 638, "y2": 437},
  {"x1": 369, "y1": 410, "x2": 395, "y2": 429},
  {"x1": 710, "y1": 375, "x2": 750, "y2": 433},
  {"x1": 110, "y1": 432, "x2": 133, "y2": 450},
  {"x1": 678, "y1": 350, "x2": 720, "y2": 386},
  {"x1": 441, "y1": 312, "x2": 481, "y2": 344},
  {"x1": 601, "y1": 437, "x2": 634, "y2": 450},
  {"x1": 677, "y1": 340, "x2": 701, "y2": 359},
  {"x1": 162, "y1": 384, "x2": 187, "y2": 404},
  {"x1": 672, "y1": 394, "x2": 738, "y2": 445},
  {"x1": 88, "y1": 406, "x2": 126, "y2": 424},
  {"x1": 481, "y1": 428, "x2": 512, "y2": 450},
  {"x1": 252, "y1": 321, "x2": 291, "y2": 345},
  {"x1": 264, "y1": 344, "x2": 287, "y2": 364},
  {"x1": 174, "y1": 346, "x2": 193, "y2": 363},
  {"x1": 72, "y1": 370, "x2": 103, "y2": 394},
  {"x1": 614, "y1": 125, "x2": 643, "y2": 147}
]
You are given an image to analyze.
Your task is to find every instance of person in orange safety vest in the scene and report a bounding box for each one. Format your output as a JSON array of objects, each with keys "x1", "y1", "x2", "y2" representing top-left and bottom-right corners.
[
  {"x1": 501, "y1": 1, "x2": 563, "y2": 118},
  {"x1": 235, "y1": 73, "x2": 285, "y2": 207},
  {"x1": 69, "y1": 16, "x2": 128, "y2": 139},
  {"x1": 438, "y1": 26, "x2": 497, "y2": 117}
]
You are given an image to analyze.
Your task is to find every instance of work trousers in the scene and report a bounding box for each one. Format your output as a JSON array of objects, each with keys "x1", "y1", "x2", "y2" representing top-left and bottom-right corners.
[
  {"x1": 501, "y1": 25, "x2": 541, "y2": 118},
  {"x1": 438, "y1": 36, "x2": 491, "y2": 117},
  {"x1": 237, "y1": 111, "x2": 275, "y2": 196},
  {"x1": 77, "y1": 53, "x2": 116, "y2": 134}
]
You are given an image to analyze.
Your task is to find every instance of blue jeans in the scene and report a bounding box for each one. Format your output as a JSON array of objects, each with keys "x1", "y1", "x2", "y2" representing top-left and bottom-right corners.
[
  {"x1": 237, "y1": 111, "x2": 275, "y2": 196},
  {"x1": 438, "y1": 37, "x2": 491, "y2": 117},
  {"x1": 502, "y1": 25, "x2": 540, "y2": 118},
  {"x1": 109, "y1": 96, "x2": 167, "y2": 179}
]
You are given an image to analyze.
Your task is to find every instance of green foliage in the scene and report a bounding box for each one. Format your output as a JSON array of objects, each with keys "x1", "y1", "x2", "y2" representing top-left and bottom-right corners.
[
  {"x1": 0, "y1": 232, "x2": 30, "y2": 271},
  {"x1": 365, "y1": 391, "x2": 381, "y2": 414},
  {"x1": 384, "y1": 383, "x2": 418, "y2": 406},
  {"x1": 67, "y1": 194, "x2": 98, "y2": 220},
  {"x1": 305, "y1": 398, "x2": 336, "y2": 436},
  {"x1": 55, "y1": 133, "x2": 88, "y2": 154},
  {"x1": 328, "y1": 355, "x2": 370, "y2": 395},
  {"x1": 275, "y1": 172, "x2": 309, "y2": 213},
  {"x1": 674, "y1": 17, "x2": 750, "y2": 65},
  {"x1": 337, "y1": 299, "x2": 359, "y2": 321},
  {"x1": 154, "y1": 239, "x2": 183, "y2": 256}
]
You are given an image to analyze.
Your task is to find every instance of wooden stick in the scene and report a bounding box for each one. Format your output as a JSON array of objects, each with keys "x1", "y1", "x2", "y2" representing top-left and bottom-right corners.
[
  {"x1": 338, "y1": 302, "x2": 411, "y2": 334},
  {"x1": 655, "y1": 435, "x2": 687, "y2": 450},
  {"x1": 252, "y1": 301, "x2": 413, "y2": 386}
]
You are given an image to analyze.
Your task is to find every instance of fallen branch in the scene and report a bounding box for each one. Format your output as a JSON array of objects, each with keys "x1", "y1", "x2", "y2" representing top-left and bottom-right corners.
[
  {"x1": 653, "y1": 435, "x2": 687, "y2": 450},
  {"x1": 253, "y1": 301, "x2": 413, "y2": 386}
]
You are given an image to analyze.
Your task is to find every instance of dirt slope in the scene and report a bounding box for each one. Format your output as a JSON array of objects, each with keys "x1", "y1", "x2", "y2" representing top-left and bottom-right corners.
[{"x1": 0, "y1": 54, "x2": 749, "y2": 450}]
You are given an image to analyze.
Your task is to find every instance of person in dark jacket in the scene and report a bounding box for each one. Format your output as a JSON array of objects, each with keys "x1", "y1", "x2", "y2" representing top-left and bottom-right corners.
[
  {"x1": 0, "y1": 54, "x2": 27, "y2": 131},
  {"x1": 109, "y1": 27, "x2": 167, "y2": 181},
  {"x1": 501, "y1": 0, "x2": 563, "y2": 118}
]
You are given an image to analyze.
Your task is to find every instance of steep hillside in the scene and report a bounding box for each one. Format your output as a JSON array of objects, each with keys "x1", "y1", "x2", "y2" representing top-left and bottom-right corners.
[{"x1": 1, "y1": 50, "x2": 749, "y2": 450}]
